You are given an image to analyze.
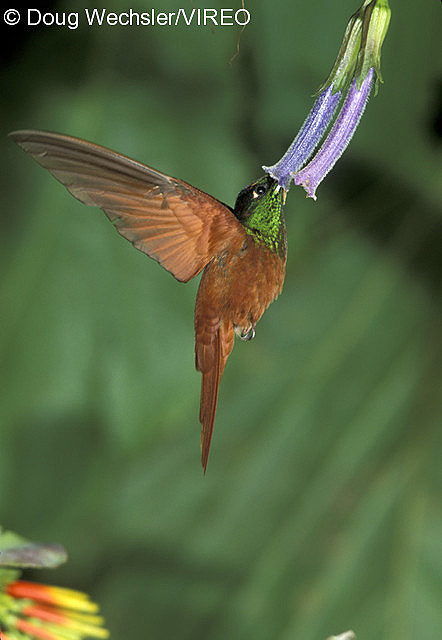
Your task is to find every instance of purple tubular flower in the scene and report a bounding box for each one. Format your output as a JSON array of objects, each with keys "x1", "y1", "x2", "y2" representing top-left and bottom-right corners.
[
  {"x1": 262, "y1": 1, "x2": 390, "y2": 199},
  {"x1": 263, "y1": 84, "x2": 342, "y2": 191},
  {"x1": 294, "y1": 66, "x2": 374, "y2": 200}
]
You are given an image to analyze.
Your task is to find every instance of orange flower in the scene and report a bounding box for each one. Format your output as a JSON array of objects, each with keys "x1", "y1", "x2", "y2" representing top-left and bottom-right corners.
[{"x1": 1, "y1": 579, "x2": 109, "y2": 639}]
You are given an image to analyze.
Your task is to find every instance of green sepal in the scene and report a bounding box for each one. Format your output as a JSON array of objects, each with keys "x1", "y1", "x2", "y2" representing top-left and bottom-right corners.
[
  {"x1": 355, "y1": 0, "x2": 391, "y2": 95},
  {"x1": 315, "y1": 0, "x2": 390, "y2": 98},
  {"x1": 315, "y1": 0, "x2": 370, "y2": 97}
]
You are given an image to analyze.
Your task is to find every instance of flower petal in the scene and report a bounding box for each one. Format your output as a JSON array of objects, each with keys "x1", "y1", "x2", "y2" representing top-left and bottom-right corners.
[
  {"x1": 263, "y1": 84, "x2": 342, "y2": 190},
  {"x1": 293, "y1": 68, "x2": 374, "y2": 200}
]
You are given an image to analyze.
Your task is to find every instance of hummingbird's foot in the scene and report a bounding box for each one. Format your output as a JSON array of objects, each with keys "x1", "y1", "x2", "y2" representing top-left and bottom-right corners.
[{"x1": 236, "y1": 326, "x2": 255, "y2": 342}]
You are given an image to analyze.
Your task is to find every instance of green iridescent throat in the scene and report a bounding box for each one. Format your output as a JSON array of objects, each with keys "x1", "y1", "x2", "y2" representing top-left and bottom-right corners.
[{"x1": 236, "y1": 177, "x2": 286, "y2": 257}]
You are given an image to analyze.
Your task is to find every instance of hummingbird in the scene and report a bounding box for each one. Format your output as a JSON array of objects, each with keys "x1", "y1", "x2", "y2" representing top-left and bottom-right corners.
[{"x1": 9, "y1": 130, "x2": 288, "y2": 471}]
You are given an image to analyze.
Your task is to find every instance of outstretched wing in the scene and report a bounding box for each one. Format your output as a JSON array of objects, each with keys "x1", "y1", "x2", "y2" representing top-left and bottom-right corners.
[{"x1": 10, "y1": 129, "x2": 243, "y2": 283}]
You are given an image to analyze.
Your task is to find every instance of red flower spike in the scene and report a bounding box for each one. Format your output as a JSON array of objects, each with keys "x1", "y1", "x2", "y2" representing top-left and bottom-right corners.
[
  {"x1": 6, "y1": 581, "x2": 97, "y2": 613},
  {"x1": 22, "y1": 605, "x2": 68, "y2": 626},
  {"x1": 15, "y1": 618, "x2": 60, "y2": 640}
]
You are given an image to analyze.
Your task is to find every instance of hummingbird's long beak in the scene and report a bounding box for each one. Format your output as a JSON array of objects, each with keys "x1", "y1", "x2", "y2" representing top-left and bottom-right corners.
[{"x1": 274, "y1": 183, "x2": 287, "y2": 205}]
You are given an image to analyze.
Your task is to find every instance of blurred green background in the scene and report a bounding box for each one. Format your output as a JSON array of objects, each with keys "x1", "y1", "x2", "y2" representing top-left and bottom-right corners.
[{"x1": 1, "y1": 1, "x2": 441, "y2": 638}]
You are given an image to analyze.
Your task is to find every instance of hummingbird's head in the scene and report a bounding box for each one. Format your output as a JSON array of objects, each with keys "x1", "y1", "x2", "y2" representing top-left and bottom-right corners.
[
  {"x1": 233, "y1": 175, "x2": 287, "y2": 256},
  {"x1": 233, "y1": 175, "x2": 285, "y2": 224}
]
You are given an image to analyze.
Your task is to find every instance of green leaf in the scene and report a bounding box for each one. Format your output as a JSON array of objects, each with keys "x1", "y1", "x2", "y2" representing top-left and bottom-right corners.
[{"x1": 0, "y1": 528, "x2": 67, "y2": 569}]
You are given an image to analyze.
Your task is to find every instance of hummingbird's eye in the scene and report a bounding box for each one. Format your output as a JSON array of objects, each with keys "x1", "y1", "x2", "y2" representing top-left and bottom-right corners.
[{"x1": 253, "y1": 184, "x2": 267, "y2": 198}]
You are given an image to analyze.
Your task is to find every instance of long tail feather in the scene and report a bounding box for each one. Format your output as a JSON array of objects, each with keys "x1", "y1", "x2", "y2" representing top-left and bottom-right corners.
[{"x1": 199, "y1": 327, "x2": 222, "y2": 473}]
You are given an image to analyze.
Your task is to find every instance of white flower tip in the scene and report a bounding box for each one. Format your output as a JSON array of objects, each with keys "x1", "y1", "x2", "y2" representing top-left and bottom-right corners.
[{"x1": 262, "y1": 165, "x2": 277, "y2": 179}]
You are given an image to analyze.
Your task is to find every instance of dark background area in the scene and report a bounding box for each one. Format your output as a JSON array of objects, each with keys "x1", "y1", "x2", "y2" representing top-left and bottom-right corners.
[{"x1": 1, "y1": 1, "x2": 441, "y2": 638}]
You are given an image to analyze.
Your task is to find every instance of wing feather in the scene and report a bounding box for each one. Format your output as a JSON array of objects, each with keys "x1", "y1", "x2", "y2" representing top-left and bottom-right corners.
[{"x1": 9, "y1": 129, "x2": 243, "y2": 282}]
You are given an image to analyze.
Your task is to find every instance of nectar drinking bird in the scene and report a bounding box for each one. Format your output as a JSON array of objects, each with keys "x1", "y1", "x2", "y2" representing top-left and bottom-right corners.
[{"x1": 10, "y1": 130, "x2": 288, "y2": 471}]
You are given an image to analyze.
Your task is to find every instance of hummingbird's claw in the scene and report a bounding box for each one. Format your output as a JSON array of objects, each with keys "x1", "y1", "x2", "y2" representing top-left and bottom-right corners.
[{"x1": 239, "y1": 326, "x2": 255, "y2": 341}]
